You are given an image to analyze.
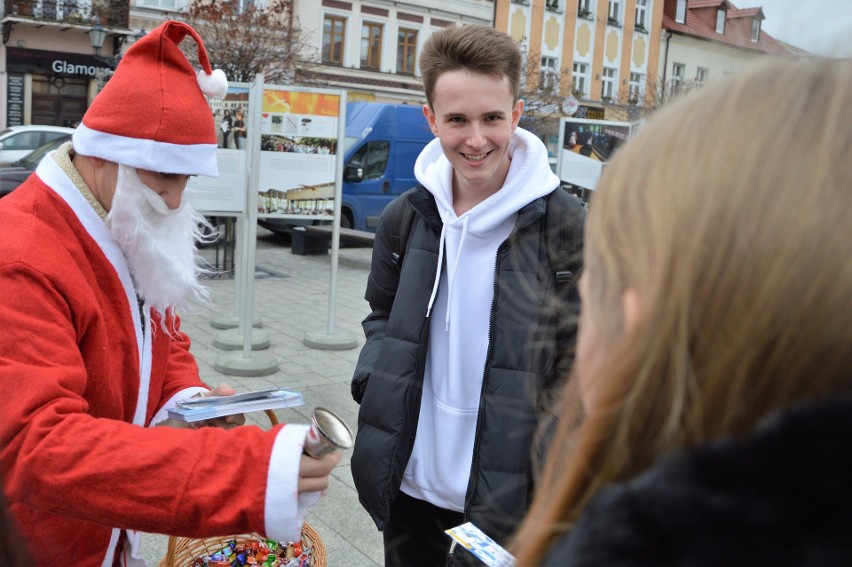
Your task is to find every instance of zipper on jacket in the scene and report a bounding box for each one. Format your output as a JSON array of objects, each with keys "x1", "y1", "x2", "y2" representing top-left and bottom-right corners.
[
  {"x1": 463, "y1": 210, "x2": 544, "y2": 522},
  {"x1": 381, "y1": 210, "x2": 443, "y2": 528}
]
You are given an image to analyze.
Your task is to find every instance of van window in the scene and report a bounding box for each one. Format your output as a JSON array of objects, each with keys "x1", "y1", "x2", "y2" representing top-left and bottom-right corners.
[{"x1": 349, "y1": 141, "x2": 390, "y2": 180}]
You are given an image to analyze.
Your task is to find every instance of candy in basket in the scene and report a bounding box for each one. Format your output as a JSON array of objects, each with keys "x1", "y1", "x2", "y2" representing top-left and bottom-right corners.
[{"x1": 191, "y1": 535, "x2": 314, "y2": 567}]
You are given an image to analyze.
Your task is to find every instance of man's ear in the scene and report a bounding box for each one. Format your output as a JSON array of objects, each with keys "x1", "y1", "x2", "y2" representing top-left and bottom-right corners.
[
  {"x1": 423, "y1": 104, "x2": 439, "y2": 136},
  {"x1": 511, "y1": 98, "x2": 524, "y2": 130}
]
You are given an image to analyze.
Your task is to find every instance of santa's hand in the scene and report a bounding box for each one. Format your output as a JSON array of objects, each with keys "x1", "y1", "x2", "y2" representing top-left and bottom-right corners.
[
  {"x1": 190, "y1": 383, "x2": 247, "y2": 430},
  {"x1": 298, "y1": 451, "x2": 341, "y2": 494}
]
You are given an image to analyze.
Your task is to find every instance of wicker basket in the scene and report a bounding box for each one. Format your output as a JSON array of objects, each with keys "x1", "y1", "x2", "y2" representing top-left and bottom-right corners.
[
  {"x1": 159, "y1": 524, "x2": 326, "y2": 567},
  {"x1": 158, "y1": 410, "x2": 327, "y2": 567}
]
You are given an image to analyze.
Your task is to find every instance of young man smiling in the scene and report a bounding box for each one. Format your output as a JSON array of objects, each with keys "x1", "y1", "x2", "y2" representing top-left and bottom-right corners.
[{"x1": 351, "y1": 25, "x2": 587, "y2": 566}]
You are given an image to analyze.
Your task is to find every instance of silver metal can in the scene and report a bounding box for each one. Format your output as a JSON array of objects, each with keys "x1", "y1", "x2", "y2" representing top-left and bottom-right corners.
[{"x1": 303, "y1": 407, "x2": 354, "y2": 457}]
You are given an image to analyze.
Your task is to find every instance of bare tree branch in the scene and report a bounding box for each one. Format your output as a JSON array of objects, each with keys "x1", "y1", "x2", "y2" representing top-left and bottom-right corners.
[{"x1": 178, "y1": 0, "x2": 321, "y2": 86}]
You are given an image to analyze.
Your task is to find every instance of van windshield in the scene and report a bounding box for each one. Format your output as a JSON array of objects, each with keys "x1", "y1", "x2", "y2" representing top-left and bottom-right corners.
[{"x1": 343, "y1": 136, "x2": 360, "y2": 155}]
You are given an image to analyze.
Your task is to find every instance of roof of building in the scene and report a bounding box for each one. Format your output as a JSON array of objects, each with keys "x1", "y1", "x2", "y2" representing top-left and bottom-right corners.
[
  {"x1": 663, "y1": 1, "x2": 792, "y2": 56},
  {"x1": 297, "y1": 69, "x2": 424, "y2": 92},
  {"x1": 729, "y1": 7, "x2": 764, "y2": 19},
  {"x1": 689, "y1": 0, "x2": 727, "y2": 8}
]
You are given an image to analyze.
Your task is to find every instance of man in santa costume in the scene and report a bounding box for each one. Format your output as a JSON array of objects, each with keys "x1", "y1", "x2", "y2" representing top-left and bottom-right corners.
[{"x1": 0, "y1": 20, "x2": 340, "y2": 566}]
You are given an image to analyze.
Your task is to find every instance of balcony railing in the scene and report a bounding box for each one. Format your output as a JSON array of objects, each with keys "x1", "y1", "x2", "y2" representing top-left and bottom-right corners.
[{"x1": 5, "y1": 0, "x2": 129, "y2": 27}]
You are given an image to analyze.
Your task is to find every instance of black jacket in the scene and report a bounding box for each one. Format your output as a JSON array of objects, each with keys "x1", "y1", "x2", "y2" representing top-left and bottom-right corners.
[
  {"x1": 351, "y1": 186, "x2": 586, "y2": 545},
  {"x1": 543, "y1": 397, "x2": 852, "y2": 566}
]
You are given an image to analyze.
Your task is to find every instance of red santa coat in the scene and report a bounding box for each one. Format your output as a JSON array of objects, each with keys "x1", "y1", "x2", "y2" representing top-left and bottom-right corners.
[{"x1": 0, "y1": 156, "x2": 306, "y2": 565}]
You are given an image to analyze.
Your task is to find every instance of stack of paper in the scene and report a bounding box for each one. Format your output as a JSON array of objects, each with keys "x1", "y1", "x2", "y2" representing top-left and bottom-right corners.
[{"x1": 167, "y1": 387, "x2": 304, "y2": 423}]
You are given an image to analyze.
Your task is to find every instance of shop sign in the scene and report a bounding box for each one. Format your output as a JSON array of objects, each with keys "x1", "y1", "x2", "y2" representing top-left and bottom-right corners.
[
  {"x1": 6, "y1": 47, "x2": 111, "y2": 77},
  {"x1": 7, "y1": 74, "x2": 24, "y2": 126},
  {"x1": 51, "y1": 59, "x2": 111, "y2": 78}
]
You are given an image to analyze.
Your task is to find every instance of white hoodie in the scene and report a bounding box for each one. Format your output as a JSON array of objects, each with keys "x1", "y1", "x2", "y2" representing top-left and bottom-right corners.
[{"x1": 400, "y1": 127, "x2": 560, "y2": 511}]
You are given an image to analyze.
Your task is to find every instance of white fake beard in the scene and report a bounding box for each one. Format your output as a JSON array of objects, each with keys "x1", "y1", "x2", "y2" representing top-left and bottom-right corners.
[{"x1": 107, "y1": 164, "x2": 212, "y2": 318}]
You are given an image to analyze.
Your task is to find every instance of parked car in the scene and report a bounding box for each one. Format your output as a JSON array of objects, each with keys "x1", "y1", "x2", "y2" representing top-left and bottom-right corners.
[
  {"x1": 0, "y1": 135, "x2": 71, "y2": 198},
  {"x1": 0, "y1": 125, "x2": 75, "y2": 164}
]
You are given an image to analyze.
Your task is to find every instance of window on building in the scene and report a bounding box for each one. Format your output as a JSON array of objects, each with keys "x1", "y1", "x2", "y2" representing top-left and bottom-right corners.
[
  {"x1": 323, "y1": 15, "x2": 346, "y2": 65},
  {"x1": 635, "y1": 0, "x2": 648, "y2": 30},
  {"x1": 578, "y1": 0, "x2": 593, "y2": 17},
  {"x1": 608, "y1": 1, "x2": 620, "y2": 24},
  {"x1": 140, "y1": 0, "x2": 178, "y2": 10},
  {"x1": 540, "y1": 56, "x2": 558, "y2": 91},
  {"x1": 572, "y1": 62, "x2": 588, "y2": 97},
  {"x1": 675, "y1": 0, "x2": 687, "y2": 24},
  {"x1": 629, "y1": 72, "x2": 643, "y2": 102},
  {"x1": 397, "y1": 28, "x2": 418, "y2": 74},
  {"x1": 751, "y1": 18, "x2": 761, "y2": 41},
  {"x1": 546, "y1": 0, "x2": 560, "y2": 10},
  {"x1": 601, "y1": 67, "x2": 616, "y2": 99},
  {"x1": 360, "y1": 22, "x2": 383, "y2": 70},
  {"x1": 234, "y1": 0, "x2": 255, "y2": 12},
  {"x1": 671, "y1": 62, "x2": 685, "y2": 94},
  {"x1": 715, "y1": 7, "x2": 726, "y2": 33},
  {"x1": 695, "y1": 67, "x2": 708, "y2": 86}
]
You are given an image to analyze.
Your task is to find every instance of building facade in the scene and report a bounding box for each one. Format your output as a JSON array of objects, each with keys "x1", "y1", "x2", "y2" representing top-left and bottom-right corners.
[
  {"x1": 296, "y1": 0, "x2": 494, "y2": 104},
  {"x1": 1, "y1": 0, "x2": 135, "y2": 129},
  {"x1": 494, "y1": 0, "x2": 665, "y2": 118},
  {"x1": 1, "y1": 0, "x2": 800, "y2": 130},
  {"x1": 659, "y1": 0, "x2": 794, "y2": 104}
]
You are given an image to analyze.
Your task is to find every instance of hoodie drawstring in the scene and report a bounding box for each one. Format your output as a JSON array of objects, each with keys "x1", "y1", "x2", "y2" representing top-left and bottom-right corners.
[
  {"x1": 426, "y1": 222, "x2": 447, "y2": 319},
  {"x1": 425, "y1": 215, "x2": 470, "y2": 332},
  {"x1": 444, "y1": 216, "x2": 469, "y2": 331}
]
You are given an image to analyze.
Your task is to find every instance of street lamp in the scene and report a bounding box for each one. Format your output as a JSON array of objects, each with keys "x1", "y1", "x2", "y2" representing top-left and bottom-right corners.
[
  {"x1": 89, "y1": 23, "x2": 107, "y2": 56},
  {"x1": 89, "y1": 25, "x2": 145, "y2": 91},
  {"x1": 89, "y1": 25, "x2": 146, "y2": 70}
]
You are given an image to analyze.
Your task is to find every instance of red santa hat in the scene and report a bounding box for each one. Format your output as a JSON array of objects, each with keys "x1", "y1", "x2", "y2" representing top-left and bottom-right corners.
[{"x1": 72, "y1": 20, "x2": 228, "y2": 177}]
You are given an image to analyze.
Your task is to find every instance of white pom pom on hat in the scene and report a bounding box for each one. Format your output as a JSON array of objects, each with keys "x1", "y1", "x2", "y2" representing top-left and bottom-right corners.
[
  {"x1": 72, "y1": 20, "x2": 229, "y2": 177},
  {"x1": 197, "y1": 68, "x2": 228, "y2": 99}
]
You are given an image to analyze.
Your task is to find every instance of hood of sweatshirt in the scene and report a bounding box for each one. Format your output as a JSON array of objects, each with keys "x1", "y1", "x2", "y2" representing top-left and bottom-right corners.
[
  {"x1": 414, "y1": 126, "x2": 559, "y2": 235},
  {"x1": 414, "y1": 126, "x2": 560, "y2": 322}
]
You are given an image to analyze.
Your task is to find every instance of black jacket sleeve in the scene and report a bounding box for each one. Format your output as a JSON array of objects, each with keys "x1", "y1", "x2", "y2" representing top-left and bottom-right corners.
[{"x1": 351, "y1": 201, "x2": 405, "y2": 403}]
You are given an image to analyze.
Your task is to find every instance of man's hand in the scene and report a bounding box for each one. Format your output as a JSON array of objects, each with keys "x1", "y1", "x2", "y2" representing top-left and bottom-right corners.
[
  {"x1": 156, "y1": 383, "x2": 247, "y2": 430},
  {"x1": 298, "y1": 451, "x2": 342, "y2": 494},
  {"x1": 190, "y1": 383, "x2": 247, "y2": 430}
]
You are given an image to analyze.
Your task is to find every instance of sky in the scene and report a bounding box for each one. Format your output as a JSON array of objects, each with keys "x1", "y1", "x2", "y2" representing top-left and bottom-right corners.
[{"x1": 752, "y1": 0, "x2": 852, "y2": 57}]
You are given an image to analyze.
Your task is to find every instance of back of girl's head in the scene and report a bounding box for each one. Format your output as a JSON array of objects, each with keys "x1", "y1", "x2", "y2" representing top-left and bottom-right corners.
[
  {"x1": 512, "y1": 57, "x2": 852, "y2": 564},
  {"x1": 586, "y1": 58, "x2": 851, "y2": 442}
]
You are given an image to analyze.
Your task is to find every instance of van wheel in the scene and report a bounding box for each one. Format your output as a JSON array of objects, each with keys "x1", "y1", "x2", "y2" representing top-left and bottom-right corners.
[{"x1": 341, "y1": 212, "x2": 353, "y2": 229}]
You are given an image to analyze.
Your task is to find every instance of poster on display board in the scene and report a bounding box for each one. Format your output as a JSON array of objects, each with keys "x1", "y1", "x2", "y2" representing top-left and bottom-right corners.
[
  {"x1": 557, "y1": 118, "x2": 639, "y2": 190},
  {"x1": 256, "y1": 87, "x2": 342, "y2": 222},
  {"x1": 186, "y1": 83, "x2": 251, "y2": 214}
]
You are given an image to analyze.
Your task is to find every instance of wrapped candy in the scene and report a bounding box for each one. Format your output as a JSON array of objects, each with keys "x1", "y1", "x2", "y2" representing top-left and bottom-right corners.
[{"x1": 192, "y1": 535, "x2": 313, "y2": 567}]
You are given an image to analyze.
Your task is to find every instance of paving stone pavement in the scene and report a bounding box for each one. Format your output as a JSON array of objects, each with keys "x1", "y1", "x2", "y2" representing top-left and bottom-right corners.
[{"x1": 139, "y1": 228, "x2": 384, "y2": 566}]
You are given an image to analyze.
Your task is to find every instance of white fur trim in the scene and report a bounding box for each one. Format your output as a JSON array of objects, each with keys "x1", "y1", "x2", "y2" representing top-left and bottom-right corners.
[
  {"x1": 265, "y1": 424, "x2": 322, "y2": 543},
  {"x1": 72, "y1": 123, "x2": 219, "y2": 177},
  {"x1": 197, "y1": 68, "x2": 228, "y2": 99},
  {"x1": 149, "y1": 386, "x2": 208, "y2": 426},
  {"x1": 37, "y1": 156, "x2": 151, "y2": 429}
]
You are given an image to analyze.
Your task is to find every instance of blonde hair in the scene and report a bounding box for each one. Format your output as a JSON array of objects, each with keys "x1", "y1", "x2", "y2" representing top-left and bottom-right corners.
[{"x1": 511, "y1": 58, "x2": 852, "y2": 564}]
